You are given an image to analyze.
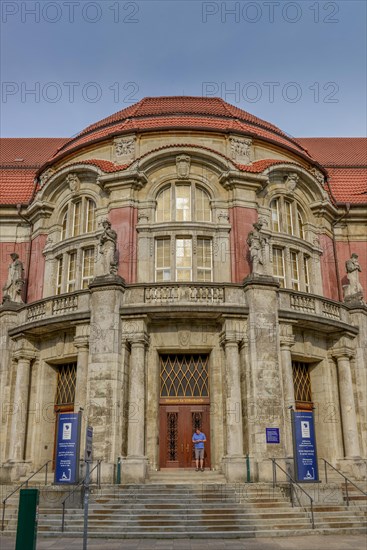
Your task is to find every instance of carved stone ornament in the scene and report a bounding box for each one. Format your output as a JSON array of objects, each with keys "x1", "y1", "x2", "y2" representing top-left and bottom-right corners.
[
  {"x1": 138, "y1": 209, "x2": 150, "y2": 223},
  {"x1": 39, "y1": 168, "x2": 55, "y2": 187},
  {"x1": 114, "y1": 136, "x2": 136, "y2": 161},
  {"x1": 285, "y1": 173, "x2": 299, "y2": 194},
  {"x1": 2, "y1": 253, "x2": 25, "y2": 304},
  {"x1": 229, "y1": 137, "x2": 252, "y2": 164},
  {"x1": 66, "y1": 173, "x2": 80, "y2": 193},
  {"x1": 343, "y1": 253, "x2": 365, "y2": 304},
  {"x1": 218, "y1": 210, "x2": 229, "y2": 222},
  {"x1": 176, "y1": 155, "x2": 191, "y2": 179},
  {"x1": 309, "y1": 167, "x2": 324, "y2": 184}
]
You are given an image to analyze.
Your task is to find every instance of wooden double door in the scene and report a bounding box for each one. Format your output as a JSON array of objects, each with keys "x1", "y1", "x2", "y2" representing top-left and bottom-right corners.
[{"x1": 159, "y1": 404, "x2": 210, "y2": 468}]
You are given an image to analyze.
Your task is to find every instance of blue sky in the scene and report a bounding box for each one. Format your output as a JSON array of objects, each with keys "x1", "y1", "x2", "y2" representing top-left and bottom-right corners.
[{"x1": 1, "y1": 0, "x2": 366, "y2": 137}]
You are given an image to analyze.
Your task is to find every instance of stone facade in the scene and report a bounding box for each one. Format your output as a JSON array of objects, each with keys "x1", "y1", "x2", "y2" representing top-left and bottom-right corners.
[{"x1": 0, "y1": 98, "x2": 366, "y2": 484}]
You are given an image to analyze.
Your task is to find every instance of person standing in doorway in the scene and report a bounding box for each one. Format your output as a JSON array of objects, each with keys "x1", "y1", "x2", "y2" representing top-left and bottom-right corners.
[{"x1": 192, "y1": 428, "x2": 206, "y2": 471}]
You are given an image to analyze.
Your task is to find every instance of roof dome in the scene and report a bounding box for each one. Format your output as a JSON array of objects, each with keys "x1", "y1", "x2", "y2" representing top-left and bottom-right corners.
[{"x1": 49, "y1": 96, "x2": 312, "y2": 163}]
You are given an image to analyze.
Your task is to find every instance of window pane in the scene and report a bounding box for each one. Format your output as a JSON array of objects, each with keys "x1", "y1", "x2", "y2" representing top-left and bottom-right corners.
[
  {"x1": 67, "y1": 252, "x2": 77, "y2": 292},
  {"x1": 197, "y1": 238, "x2": 212, "y2": 282},
  {"x1": 304, "y1": 255, "x2": 310, "y2": 293},
  {"x1": 290, "y1": 251, "x2": 300, "y2": 291},
  {"x1": 56, "y1": 257, "x2": 63, "y2": 295},
  {"x1": 271, "y1": 199, "x2": 280, "y2": 232},
  {"x1": 297, "y1": 208, "x2": 305, "y2": 239},
  {"x1": 156, "y1": 239, "x2": 171, "y2": 281},
  {"x1": 285, "y1": 201, "x2": 294, "y2": 235},
  {"x1": 272, "y1": 248, "x2": 285, "y2": 288},
  {"x1": 156, "y1": 187, "x2": 171, "y2": 222},
  {"x1": 195, "y1": 188, "x2": 211, "y2": 222},
  {"x1": 86, "y1": 199, "x2": 96, "y2": 233},
  {"x1": 72, "y1": 201, "x2": 81, "y2": 237},
  {"x1": 82, "y1": 248, "x2": 95, "y2": 289},
  {"x1": 176, "y1": 186, "x2": 191, "y2": 222},
  {"x1": 61, "y1": 211, "x2": 68, "y2": 240},
  {"x1": 176, "y1": 238, "x2": 192, "y2": 281}
]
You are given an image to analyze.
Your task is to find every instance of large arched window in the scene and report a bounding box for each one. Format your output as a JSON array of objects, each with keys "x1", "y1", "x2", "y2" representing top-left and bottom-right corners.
[
  {"x1": 270, "y1": 196, "x2": 312, "y2": 292},
  {"x1": 270, "y1": 197, "x2": 305, "y2": 239},
  {"x1": 60, "y1": 197, "x2": 97, "y2": 241},
  {"x1": 154, "y1": 182, "x2": 213, "y2": 282}
]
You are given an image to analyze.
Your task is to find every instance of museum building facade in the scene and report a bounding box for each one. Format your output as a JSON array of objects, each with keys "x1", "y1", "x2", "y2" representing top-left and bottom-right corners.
[{"x1": 0, "y1": 97, "x2": 366, "y2": 484}]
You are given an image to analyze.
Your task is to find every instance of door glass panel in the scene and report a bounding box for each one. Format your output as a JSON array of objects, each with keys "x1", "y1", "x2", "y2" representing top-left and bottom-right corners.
[
  {"x1": 166, "y1": 412, "x2": 178, "y2": 462},
  {"x1": 160, "y1": 354, "x2": 209, "y2": 398}
]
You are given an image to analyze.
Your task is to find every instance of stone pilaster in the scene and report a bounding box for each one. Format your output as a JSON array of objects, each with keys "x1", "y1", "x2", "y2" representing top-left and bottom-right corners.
[
  {"x1": 73, "y1": 325, "x2": 90, "y2": 467},
  {"x1": 122, "y1": 319, "x2": 149, "y2": 483},
  {"x1": 88, "y1": 275, "x2": 126, "y2": 482},
  {"x1": 332, "y1": 347, "x2": 361, "y2": 458},
  {"x1": 279, "y1": 323, "x2": 296, "y2": 458},
  {"x1": 243, "y1": 275, "x2": 285, "y2": 481},
  {"x1": 220, "y1": 318, "x2": 246, "y2": 482}
]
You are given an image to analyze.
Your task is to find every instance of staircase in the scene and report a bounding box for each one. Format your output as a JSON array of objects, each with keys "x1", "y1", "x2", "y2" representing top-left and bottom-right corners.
[{"x1": 2, "y1": 467, "x2": 366, "y2": 539}]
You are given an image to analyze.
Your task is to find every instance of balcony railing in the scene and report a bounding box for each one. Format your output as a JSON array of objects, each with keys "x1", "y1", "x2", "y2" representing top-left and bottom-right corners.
[
  {"x1": 144, "y1": 284, "x2": 225, "y2": 304},
  {"x1": 25, "y1": 291, "x2": 90, "y2": 324},
  {"x1": 280, "y1": 290, "x2": 348, "y2": 324}
]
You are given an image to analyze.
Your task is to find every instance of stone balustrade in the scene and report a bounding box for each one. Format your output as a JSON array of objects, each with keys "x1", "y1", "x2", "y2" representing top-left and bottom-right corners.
[
  {"x1": 144, "y1": 284, "x2": 225, "y2": 304},
  {"x1": 24, "y1": 291, "x2": 90, "y2": 324},
  {"x1": 280, "y1": 290, "x2": 346, "y2": 323}
]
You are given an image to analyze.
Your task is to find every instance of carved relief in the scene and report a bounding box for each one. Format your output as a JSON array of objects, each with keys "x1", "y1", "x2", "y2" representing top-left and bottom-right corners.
[
  {"x1": 176, "y1": 155, "x2": 191, "y2": 179},
  {"x1": 114, "y1": 136, "x2": 135, "y2": 162},
  {"x1": 138, "y1": 209, "x2": 150, "y2": 223},
  {"x1": 309, "y1": 167, "x2": 325, "y2": 184},
  {"x1": 229, "y1": 137, "x2": 252, "y2": 164},
  {"x1": 284, "y1": 173, "x2": 299, "y2": 194},
  {"x1": 66, "y1": 173, "x2": 80, "y2": 193},
  {"x1": 39, "y1": 168, "x2": 55, "y2": 187},
  {"x1": 218, "y1": 210, "x2": 229, "y2": 222}
]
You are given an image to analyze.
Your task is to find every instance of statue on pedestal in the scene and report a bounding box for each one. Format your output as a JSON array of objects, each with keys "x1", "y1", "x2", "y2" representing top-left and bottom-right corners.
[
  {"x1": 2, "y1": 253, "x2": 25, "y2": 303},
  {"x1": 246, "y1": 221, "x2": 269, "y2": 276},
  {"x1": 343, "y1": 253, "x2": 364, "y2": 304},
  {"x1": 97, "y1": 220, "x2": 118, "y2": 276}
]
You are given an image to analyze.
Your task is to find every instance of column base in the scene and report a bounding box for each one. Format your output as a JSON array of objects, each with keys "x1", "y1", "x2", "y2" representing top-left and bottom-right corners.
[
  {"x1": 0, "y1": 460, "x2": 32, "y2": 483},
  {"x1": 336, "y1": 457, "x2": 366, "y2": 481},
  {"x1": 222, "y1": 456, "x2": 247, "y2": 482},
  {"x1": 121, "y1": 456, "x2": 148, "y2": 484}
]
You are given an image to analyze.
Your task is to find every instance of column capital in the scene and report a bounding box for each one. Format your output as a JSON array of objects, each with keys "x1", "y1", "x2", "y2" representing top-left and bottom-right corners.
[
  {"x1": 127, "y1": 333, "x2": 150, "y2": 348},
  {"x1": 73, "y1": 335, "x2": 89, "y2": 350},
  {"x1": 332, "y1": 347, "x2": 355, "y2": 360},
  {"x1": 219, "y1": 330, "x2": 243, "y2": 348},
  {"x1": 12, "y1": 350, "x2": 36, "y2": 362},
  {"x1": 280, "y1": 336, "x2": 295, "y2": 349}
]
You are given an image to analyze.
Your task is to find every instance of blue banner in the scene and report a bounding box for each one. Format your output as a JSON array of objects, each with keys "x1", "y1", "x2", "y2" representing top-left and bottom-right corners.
[
  {"x1": 292, "y1": 411, "x2": 319, "y2": 482},
  {"x1": 54, "y1": 412, "x2": 81, "y2": 484}
]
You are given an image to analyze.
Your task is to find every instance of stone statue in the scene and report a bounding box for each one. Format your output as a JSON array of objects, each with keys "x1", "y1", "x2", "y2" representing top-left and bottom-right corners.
[
  {"x1": 344, "y1": 253, "x2": 364, "y2": 302},
  {"x1": 97, "y1": 220, "x2": 118, "y2": 276},
  {"x1": 246, "y1": 222, "x2": 269, "y2": 275},
  {"x1": 2, "y1": 253, "x2": 25, "y2": 303}
]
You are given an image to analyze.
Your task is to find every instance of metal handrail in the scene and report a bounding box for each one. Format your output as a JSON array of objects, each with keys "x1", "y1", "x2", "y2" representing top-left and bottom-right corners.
[
  {"x1": 1, "y1": 460, "x2": 51, "y2": 532},
  {"x1": 61, "y1": 460, "x2": 102, "y2": 532},
  {"x1": 321, "y1": 458, "x2": 367, "y2": 507},
  {"x1": 270, "y1": 458, "x2": 315, "y2": 529}
]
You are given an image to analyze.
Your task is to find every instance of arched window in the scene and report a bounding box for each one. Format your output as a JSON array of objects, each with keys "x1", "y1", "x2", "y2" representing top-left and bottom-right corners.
[
  {"x1": 270, "y1": 196, "x2": 306, "y2": 239},
  {"x1": 153, "y1": 183, "x2": 214, "y2": 282},
  {"x1": 60, "y1": 197, "x2": 97, "y2": 241}
]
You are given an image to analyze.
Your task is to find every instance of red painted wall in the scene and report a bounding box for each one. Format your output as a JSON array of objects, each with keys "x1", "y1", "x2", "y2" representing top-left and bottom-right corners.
[
  {"x1": 229, "y1": 206, "x2": 258, "y2": 283},
  {"x1": 27, "y1": 234, "x2": 47, "y2": 302},
  {"x1": 109, "y1": 206, "x2": 138, "y2": 283},
  {"x1": 336, "y1": 240, "x2": 367, "y2": 294},
  {"x1": 319, "y1": 234, "x2": 339, "y2": 301}
]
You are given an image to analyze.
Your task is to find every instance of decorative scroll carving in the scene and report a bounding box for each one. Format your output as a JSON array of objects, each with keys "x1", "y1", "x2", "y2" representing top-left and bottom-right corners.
[
  {"x1": 176, "y1": 155, "x2": 191, "y2": 179},
  {"x1": 230, "y1": 137, "x2": 252, "y2": 164}
]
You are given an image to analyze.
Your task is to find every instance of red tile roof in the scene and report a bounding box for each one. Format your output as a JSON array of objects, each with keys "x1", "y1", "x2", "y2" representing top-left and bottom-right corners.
[
  {"x1": 326, "y1": 168, "x2": 367, "y2": 205},
  {"x1": 297, "y1": 138, "x2": 367, "y2": 167},
  {"x1": 0, "y1": 138, "x2": 67, "y2": 167},
  {"x1": 0, "y1": 169, "x2": 36, "y2": 204},
  {"x1": 49, "y1": 97, "x2": 313, "y2": 164}
]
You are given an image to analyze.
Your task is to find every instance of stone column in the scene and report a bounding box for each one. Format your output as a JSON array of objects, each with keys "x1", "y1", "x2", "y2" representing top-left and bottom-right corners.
[
  {"x1": 8, "y1": 351, "x2": 34, "y2": 463},
  {"x1": 74, "y1": 334, "x2": 89, "y2": 413},
  {"x1": 122, "y1": 325, "x2": 149, "y2": 483},
  {"x1": 279, "y1": 324, "x2": 296, "y2": 457},
  {"x1": 220, "y1": 321, "x2": 246, "y2": 482},
  {"x1": 333, "y1": 348, "x2": 361, "y2": 458}
]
